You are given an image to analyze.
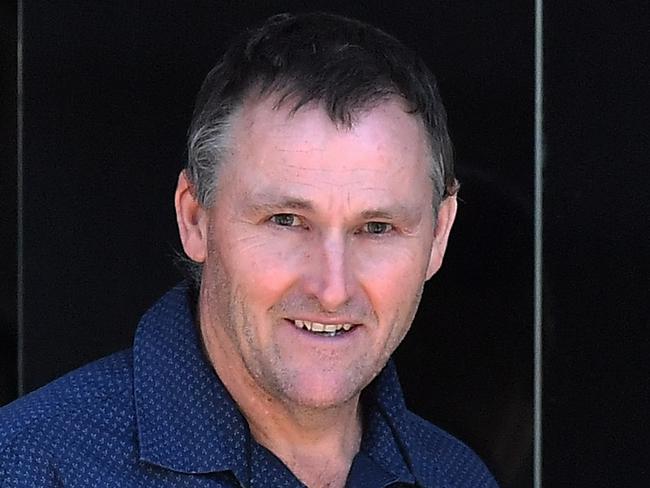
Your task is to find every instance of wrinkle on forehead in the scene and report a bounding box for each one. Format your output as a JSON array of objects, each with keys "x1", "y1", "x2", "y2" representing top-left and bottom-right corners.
[{"x1": 272, "y1": 171, "x2": 399, "y2": 190}]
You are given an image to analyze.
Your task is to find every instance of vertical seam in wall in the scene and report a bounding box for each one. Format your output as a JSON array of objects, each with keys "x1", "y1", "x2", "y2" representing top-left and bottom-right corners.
[
  {"x1": 534, "y1": 0, "x2": 544, "y2": 487},
  {"x1": 17, "y1": 0, "x2": 24, "y2": 397}
]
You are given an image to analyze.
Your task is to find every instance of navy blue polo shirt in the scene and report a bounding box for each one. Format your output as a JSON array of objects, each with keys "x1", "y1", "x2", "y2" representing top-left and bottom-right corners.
[{"x1": 0, "y1": 285, "x2": 498, "y2": 487}]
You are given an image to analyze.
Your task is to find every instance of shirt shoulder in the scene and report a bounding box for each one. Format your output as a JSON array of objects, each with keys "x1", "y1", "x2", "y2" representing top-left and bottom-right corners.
[
  {"x1": 0, "y1": 350, "x2": 135, "y2": 485},
  {"x1": 401, "y1": 410, "x2": 500, "y2": 488}
]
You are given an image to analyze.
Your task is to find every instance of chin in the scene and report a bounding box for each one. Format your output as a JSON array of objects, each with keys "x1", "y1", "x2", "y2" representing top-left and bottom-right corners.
[{"x1": 272, "y1": 367, "x2": 375, "y2": 411}]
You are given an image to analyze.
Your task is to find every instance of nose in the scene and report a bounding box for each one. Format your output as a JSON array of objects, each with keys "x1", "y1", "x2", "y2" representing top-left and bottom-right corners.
[{"x1": 304, "y1": 233, "x2": 353, "y2": 312}]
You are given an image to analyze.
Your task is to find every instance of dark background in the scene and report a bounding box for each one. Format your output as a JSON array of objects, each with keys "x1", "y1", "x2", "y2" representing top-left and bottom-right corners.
[
  {"x1": 2, "y1": 1, "x2": 648, "y2": 486},
  {"x1": 543, "y1": 1, "x2": 650, "y2": 485}
]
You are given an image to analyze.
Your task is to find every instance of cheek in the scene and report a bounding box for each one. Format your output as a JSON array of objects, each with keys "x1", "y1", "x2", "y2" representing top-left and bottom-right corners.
[
  {"x1": 354, "y1": 244, "x2": 428, "y2": 292},
  {"x1": 353, "y1": 244, "x2": 428, "y2": 326},
  {"x1": 221, "y1": 233, "x2": 308, "y2": 302}
]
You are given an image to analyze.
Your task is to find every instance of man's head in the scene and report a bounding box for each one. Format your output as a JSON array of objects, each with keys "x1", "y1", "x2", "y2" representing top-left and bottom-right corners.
[{"x1": 175, "y1": 12, "x2": 457, "y2": 412}]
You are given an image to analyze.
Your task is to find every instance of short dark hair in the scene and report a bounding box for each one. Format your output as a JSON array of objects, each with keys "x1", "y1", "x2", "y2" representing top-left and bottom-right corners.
[
  {"x1": 181, "y1": 12, "x2": 457, "y2": 286},
  {"x1": 186, "y1": 11, "x2": 456, "y2": 207}
]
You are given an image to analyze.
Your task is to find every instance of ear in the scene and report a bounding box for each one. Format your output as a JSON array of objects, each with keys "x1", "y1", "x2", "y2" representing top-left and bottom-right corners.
[
  {"x1": 425, "y1": 195, "x2": 457, "y2": 280},
  {"x1": 175, "y1": 170, "x2": 208, "y2": 263}
]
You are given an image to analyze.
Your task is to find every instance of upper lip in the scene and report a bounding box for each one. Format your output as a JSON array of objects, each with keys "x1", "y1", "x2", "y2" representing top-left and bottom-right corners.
[{"x1": 286, "y1": 317, "x2": 361, "y2": 325}]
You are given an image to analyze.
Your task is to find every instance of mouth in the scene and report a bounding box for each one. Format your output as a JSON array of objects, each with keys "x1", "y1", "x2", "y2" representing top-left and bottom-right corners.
[{"x1": 290, "y1": 319, "x2": 357, "y2": 337}]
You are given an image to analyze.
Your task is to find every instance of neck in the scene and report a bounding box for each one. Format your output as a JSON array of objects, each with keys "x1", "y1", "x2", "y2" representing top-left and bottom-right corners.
[{"x1": 246, "y1": 396, "x2": 363, "y2": 488}]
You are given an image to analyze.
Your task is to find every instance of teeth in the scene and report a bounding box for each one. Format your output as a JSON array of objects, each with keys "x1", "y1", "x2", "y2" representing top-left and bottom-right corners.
[{"x1": 292, "y1": 320, "x2": 354, "y2": 334}]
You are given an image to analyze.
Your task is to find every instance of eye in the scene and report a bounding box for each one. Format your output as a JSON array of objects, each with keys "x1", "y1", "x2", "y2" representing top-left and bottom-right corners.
[
  {"x1": 270, "y1": 213, "x2": 302, "y2": 227},
  {"x1": 362, "y1": 222, "x2": 393, "y2": 234}
]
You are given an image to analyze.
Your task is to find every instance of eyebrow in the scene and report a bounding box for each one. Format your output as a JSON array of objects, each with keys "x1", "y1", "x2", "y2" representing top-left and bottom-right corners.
[
  {"x1": 359, "y1": 207, "x2": 415, "y2": 221},
  {"x1": 245, "y1": 191, "x2": 422, "y2": 223},
  {"x1": 246, "y1": 194, "x2": 315, "y2": 214}
]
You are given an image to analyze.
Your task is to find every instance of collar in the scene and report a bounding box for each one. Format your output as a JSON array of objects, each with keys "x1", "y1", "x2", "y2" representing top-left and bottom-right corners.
[
  {"x1": 132, "y1": 284, "x2": 434, "y2": 486},
  {"x1": 133, "y1": 284, "x2": 250, "y2": 480}
]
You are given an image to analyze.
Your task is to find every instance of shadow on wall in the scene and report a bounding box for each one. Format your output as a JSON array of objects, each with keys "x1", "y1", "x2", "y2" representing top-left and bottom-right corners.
[{"x1": 394, "y1": 167, "x2": 533, "y2": 488}]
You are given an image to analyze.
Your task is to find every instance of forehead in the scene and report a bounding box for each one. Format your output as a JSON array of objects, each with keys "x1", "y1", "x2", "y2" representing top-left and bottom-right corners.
[
  {"x1": 219, "y1": 95, "x2": 433, "y2": 207},
  {"x1": 236, "y1": 93, "x2": 427, "y2": 145}
]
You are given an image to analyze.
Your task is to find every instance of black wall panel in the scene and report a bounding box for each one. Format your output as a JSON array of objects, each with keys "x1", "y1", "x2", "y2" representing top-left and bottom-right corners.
[
  {"x1": 5, "y1": 1, "x2": 538, "y2": 486},
  {"x1": 544, "y1": 2, "x2": 650, "y2": 485},
  {"x1": 0, "y1": 0, "x2": 18, "y2": 407}
]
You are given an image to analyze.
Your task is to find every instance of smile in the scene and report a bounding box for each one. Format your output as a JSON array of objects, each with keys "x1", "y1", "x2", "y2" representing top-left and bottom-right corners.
[{"x1": 292, "y1": 319, "x2": 355, "y2": 337}]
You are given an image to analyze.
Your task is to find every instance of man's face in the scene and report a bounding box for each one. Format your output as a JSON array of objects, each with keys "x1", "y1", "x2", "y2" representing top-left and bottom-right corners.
[{"x1": 193, "y1": 96, "x2": 454, "y2": 410}]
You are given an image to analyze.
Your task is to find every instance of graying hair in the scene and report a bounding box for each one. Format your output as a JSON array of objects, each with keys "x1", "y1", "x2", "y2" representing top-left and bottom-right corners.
[{"x1": 186, "y1": 107, "x2": 237, "y2": 207}]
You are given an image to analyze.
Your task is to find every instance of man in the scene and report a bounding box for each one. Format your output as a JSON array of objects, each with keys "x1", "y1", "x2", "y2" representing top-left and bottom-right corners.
[{"x1": 0, "y1": 12, "x2": 498, "y2": 487}]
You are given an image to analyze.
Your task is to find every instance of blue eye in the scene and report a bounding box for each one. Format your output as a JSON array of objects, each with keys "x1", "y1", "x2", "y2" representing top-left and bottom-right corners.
[
  {"x1": 270, "y1": 214, "x2": 301, "y2": 227},
  {"x1": 363, "y1": 222, "x2": 393, "y2": 234}
]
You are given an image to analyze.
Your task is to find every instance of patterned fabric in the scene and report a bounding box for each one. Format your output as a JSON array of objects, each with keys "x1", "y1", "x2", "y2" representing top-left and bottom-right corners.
[{"x1": 0, "y1": 284, "x2": 498, "y2": 487}]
